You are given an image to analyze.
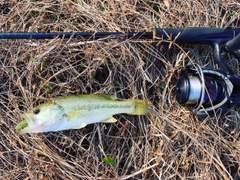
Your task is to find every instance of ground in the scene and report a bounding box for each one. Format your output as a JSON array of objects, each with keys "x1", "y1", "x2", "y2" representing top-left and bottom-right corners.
[{"x1": 0, "y1": 0, "x2": 240, "y2": 179}]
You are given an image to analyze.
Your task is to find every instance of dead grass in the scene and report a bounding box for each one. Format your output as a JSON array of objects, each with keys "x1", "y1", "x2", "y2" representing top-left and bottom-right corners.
[{"x1": 0, "y1": 0, "x2": 240, "y2": 179}]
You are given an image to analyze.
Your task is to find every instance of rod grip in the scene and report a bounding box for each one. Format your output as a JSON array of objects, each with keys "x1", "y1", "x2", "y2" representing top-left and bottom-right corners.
[{"x1": 153, "y1": 27, "x2": 234, "y2": 44}]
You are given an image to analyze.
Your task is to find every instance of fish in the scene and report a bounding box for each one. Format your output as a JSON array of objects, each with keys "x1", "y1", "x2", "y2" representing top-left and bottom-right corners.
[{"x1": 15, "y1": 94, "x2": 149, "y2": 134}]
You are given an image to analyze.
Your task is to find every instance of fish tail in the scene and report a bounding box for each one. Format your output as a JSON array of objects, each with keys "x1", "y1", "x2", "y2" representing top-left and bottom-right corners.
[{"x1": 128, "y1": 100, "x2": 149, "y2": 115}]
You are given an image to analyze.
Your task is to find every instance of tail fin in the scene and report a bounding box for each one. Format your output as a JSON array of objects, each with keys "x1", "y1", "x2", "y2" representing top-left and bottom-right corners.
[{"x1": 128, "y1": 100, "x2": 149, "y2": 115}]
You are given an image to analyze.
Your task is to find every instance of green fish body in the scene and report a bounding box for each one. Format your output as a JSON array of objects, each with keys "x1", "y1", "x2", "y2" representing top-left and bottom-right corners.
[{"x1": 16, "y1": 94, "x2": 148, "y2": 133}]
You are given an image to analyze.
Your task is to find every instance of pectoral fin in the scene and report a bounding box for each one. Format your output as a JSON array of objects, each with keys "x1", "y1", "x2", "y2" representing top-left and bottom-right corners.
[
  {"x1": 101, "y1": 117, "x2": 117, "y2": 123},
  {"x1": 72, "y1": 124, "x2": 87, "y2": 129}
]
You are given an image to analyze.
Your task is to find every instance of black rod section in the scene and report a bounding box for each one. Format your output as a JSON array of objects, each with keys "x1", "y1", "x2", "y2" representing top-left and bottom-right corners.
[{"x1": 0, "y1": 32, "x2": 153, "y2": 39}]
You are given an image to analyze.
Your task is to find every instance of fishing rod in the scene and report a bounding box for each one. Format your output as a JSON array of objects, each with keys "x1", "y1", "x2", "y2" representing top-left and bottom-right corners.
[{"x1": 2, "y1": 27, "x2": 240, "y2": 115}]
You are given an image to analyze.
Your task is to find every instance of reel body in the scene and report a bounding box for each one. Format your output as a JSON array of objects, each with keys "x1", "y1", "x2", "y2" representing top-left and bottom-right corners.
[
  {"x1": 175, "y1": 65, "x2": 234, "y2": 115},
  {"x1": 174, "y1": 28, "x2": 240, "y2": 116}
]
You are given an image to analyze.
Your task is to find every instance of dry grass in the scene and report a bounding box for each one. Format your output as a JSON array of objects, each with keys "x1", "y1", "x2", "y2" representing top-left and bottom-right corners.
[{"x1": 0, "y1": 0, "x2": 240, "y2": 179}]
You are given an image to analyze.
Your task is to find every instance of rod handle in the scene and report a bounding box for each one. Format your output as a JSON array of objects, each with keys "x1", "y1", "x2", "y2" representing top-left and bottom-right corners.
[{"x1": 153, "y1": 27, "x2": 234, "y2": 44}]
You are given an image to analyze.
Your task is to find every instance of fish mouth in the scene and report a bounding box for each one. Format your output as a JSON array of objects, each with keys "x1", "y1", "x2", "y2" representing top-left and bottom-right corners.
[{"x1": 15, "y1": 115, "x2": 29, "y2": 132}]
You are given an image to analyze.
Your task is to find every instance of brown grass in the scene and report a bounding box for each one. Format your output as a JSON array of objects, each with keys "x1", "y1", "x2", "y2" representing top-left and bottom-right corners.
[{"x1": 0, "y1": 0, "x2": 240, "y2": 179}]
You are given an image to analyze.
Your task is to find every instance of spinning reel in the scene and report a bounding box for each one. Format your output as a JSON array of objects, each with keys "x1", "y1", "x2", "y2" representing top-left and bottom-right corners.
[
  {"x1": 175, "y1": 34, "x2": 240, "y2": 115},
  {"x1": 175, "y1": 65, "x2": 234, "y2": 115}
]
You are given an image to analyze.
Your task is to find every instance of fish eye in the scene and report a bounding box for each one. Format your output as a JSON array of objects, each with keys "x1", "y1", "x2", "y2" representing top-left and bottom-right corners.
[{"x1": 33, "y1": 109, "x2": 40, "y2": 115}]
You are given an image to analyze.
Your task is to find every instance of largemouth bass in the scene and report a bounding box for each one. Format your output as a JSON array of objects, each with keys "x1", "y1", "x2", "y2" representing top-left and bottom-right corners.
[{"x1": 15, "y1": 94, "x2": 148, "y2": 134}]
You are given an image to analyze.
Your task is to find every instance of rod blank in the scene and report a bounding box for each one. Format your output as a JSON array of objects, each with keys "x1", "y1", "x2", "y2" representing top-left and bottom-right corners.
[{"x1": 0, "y1": 32, "x2": 153, "y2": 39}]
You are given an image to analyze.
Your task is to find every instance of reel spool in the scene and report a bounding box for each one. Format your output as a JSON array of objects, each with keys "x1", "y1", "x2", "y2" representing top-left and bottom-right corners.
[{"x1": 175, "y1": 64, "x2": 234, "y2": 115}]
